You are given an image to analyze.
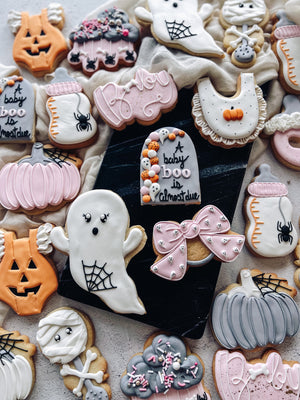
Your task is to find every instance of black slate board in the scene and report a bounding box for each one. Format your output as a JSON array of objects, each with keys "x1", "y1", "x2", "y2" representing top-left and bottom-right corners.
[{"x1": 58, "y1": 88, "x2": 251, "y2": 339}]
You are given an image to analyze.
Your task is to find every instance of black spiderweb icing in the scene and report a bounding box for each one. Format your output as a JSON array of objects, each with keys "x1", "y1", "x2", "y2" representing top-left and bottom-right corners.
[
  {"x1": 82, "y1": 261, "x2": 116, "y2": 291},
  {"x1": 165, "y1": 20, "x2": 197, "y2": 40},
  {"x1": 0, "y1": 333, "x2": 27, "y2": 365},
  {"x1": 44, "y1": 147, "x2": 78, "y2": 167},
  {"x1": 252, "y1": 272, "x2": 292, "y2": 297}
]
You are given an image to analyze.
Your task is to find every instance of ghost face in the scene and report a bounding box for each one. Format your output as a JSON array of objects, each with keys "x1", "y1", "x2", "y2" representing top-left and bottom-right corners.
[
  {"x1": 148, "y1": 0, "x2": 198, "y2": 16},
  {"x1": 222, "y1": 0, "x2": 267, "y2": 26}
]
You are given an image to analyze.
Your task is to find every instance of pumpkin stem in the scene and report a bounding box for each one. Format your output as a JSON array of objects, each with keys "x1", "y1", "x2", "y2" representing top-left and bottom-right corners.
[
  {"x1": 18, "y1": 142, "x2": 53, "y2": 165},
  {"x1": 239, "y1": 269, "x2": 261, "y2": 298}
]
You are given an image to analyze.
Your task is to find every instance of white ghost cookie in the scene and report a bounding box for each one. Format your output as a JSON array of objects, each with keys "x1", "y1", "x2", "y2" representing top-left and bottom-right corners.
[{"x1": 50, "y1": 190, "x2": 147, "y2": 315}]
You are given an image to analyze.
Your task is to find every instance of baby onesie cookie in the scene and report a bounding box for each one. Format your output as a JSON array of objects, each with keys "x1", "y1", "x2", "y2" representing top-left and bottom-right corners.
[
  {"x1": 211, "y1": 268, "x2": 300, "y2": 350},
  {"x1": 135, "y1": 0, "x2": 224, "y2": 57},
  {"x1": 37, "y1": 307, "x2": 111, "y2": 399},
  {"x1": 93, "y1": 69, "x2": 178, "y2": 130},
  {"x1": 121, "y1": 332, "x2": 211, "y2": 399},
  {"x1": 0, "y1": 327, "x2": 36, "y2": 400},
  {"x1": 150, "y1": 205, "x2": 245, "y2": 281},
  {"x1": 192, "y1": 73, "x2": 266, "y2": 148},
  {"x1": 46, "y1": 68, "x2": 98, "y2": 149},
  {"x1": 220, "y1": 0, "x2": 269, "y2": 68},
  {"x1": 50, "y1": 189, "x2": 147, "y2": 315},
  {"x1": 244, "y1": 164, "x2": 298, "y2": 257},
  {"x1": 7, "y1": 4, "x2": 68, "y2": 77},
  {"x1": 140, "y1": 127, "x2": 201, "y2": 205},
  {"x1": 0, "y1": 75, "x2": 35, "y2": 143},
  {"x1": 214, "y1": 349, "x2": 300, "y2": 400},
  {"x1": 0, "y1": 143, "x2": 82, "y2": 214},
  {"x1": 0, "y1": 224, "x2": 57, "y2": 316},
  {"x1": 271, "y1": 10, "x2": 300, "y2": 95},
  {"x1": 68, "y1": 7, "x2": 139, "y2": 75}
]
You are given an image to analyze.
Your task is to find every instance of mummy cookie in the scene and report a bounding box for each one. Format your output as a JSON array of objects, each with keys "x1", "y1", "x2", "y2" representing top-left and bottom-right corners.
[
  {"x1": 121, "y1": 332, "x2": 211, "y2": 399},
  {"x1": 140, "y1": 127, "x2": 201, "y2": 205},
  {"x1": 7, "y1": 4, "x2": 68, "y2": 77},
  {"x1": 68, "y1": 7, "x2": 139, "y2": 75},
  {"x1": 220, "y1": 0, "x2": 269, "y2": 68},
  {"x1": 211, "y1": 268, "x2": 300, "y2": 350},
  {"x1": 244, "y1": 164, "x2": 298, "y2": 257},
  {"x1": 0, "y1": 224, "x2": 57, "y2": 316},
  {"x1": 135, "y1": 0, "x2": 224, "y2": 57},
  {"x1": 271, "y1": 10, "x2": 300, "y2": 95},
  {"x1": 150, "y1": 205, "x2": 245, "y2": 281},
  {"x1": 94, "y1": 69, "x2": 178, "y2": 130},
  {"x1": 214, "y1": 349, "x2": 300, "y2": 400},
  {"x1": 46, "y1": 68, "x2": 98, "y2": 149},
  {"x1": 0, "y1": 327, "x2": 36, "y2": 400},
  {"x1": 37, "y1": 308, "x2": 111, "y2": 399},
  {"x1": 0, "y1": 143, "x2": 82, "y2": 214},
  {"x1": 0, "y1": 76, "x2": 35, "y2": 143},
  {"x1": 50, "y1": 190, "x2": 147, "y2": 315},
  {"x1": 192, "y1": 73, "x2": 266, "y2": 148}
]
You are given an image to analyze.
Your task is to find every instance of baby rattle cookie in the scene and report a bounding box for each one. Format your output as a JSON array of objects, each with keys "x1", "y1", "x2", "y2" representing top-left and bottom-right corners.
[
  {"x1": 192, "y1": 73, "x2": 266, "y2": 148},
  {"x1": 121, "y1": 332, "x2": 211, "y2": 399},
  {"x1": 37, "y1": 307, "x2": 111, "y2": 400},
  {"x1": 135, "y1": 0, "x2": 224, "y2": 58},
  {"x1": 219, "y1": 0, "x2": 269, "y2": 68},
  {"x1": 211, "y1": 268, "x2": 300, "y2": 350},
  {"x1": 7, "y1": 4, "x2": 68, "y2": 77},
  {"x1": 150, "y1": 205, "x2": 244, "y2": 281},
  {"x1": 50, "y1": 189, "x2": 147, "y2": 315},
  {"x1": 244, "y1": 164, "x2": 298, "y2": 257}
]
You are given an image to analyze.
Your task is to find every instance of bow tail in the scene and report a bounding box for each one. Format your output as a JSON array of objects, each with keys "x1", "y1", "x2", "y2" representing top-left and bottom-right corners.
[{"x1": 201, "y1": 234, "x2": 245, "y2": 262}]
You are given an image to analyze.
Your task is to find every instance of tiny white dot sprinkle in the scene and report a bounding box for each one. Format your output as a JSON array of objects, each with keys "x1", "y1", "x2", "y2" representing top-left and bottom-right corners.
[
  {"x1": 180, "y1": 245, "x2": 185, "y2": 253},
  {"x1": 158, "y1": 240, "x2": 165, "y2": 248},
  {"x1": 156, "y1": 224, "x2": 162, "y2": 232},
  {"x1": 207, "y1": 237, "x2": 212, "y2": 243},
  {"x1": 205, "y1": 219, "x2": 210, "y2": 226},
  {"x1": 217, "y1": 223, "x2": 222, "y2": 229},
  {"x1": 170, "y1": 271, "x2": 176, "y2": 278},
  {"x1": 233, "y1": 247, "x2": 239, "y2": 253},
  {"x1": 209, "y1": 206, "x2": 215, "y2": 213},
  {"x1": 168, "y1": 256, "x2": 173, "y2": 264},
  {"x1": 179, "y1": 264, "x2": 185, "y2": 270},
  {"x1": 152, "y1": 266, "x2": 158, "y2": 272}
]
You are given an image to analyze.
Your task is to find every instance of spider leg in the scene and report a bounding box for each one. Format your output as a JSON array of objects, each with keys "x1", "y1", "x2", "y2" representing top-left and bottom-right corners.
[{"x1": 278, "y1": 233, "x2": 282, "y2": 243}]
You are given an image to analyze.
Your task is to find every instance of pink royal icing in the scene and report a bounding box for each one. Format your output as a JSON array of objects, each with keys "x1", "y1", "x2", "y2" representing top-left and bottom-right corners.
[
  {"x1": 274, "y1": 25, "x2": 300, "y2": 40},
  {"x1": 272, "y1": 129, "x2": 300, "y2": 169},
  {"x1": 247, "y1": 182, "x2": 288, "y2": 197},
  {"x1": 46, "y1": 81, "x2": 82, "y2": 96},
  {"x1": 131, "y1": 382, "x2": 210, "y2": 400}
]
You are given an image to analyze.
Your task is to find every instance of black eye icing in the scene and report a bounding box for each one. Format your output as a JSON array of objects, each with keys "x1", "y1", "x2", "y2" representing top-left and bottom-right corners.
[
  {"x1": 54, "y1": 334, "x2": 61, "y2": 342},
  {"x1": 66, "y1": 327, "x2": 72, "y2": 335},
  {"x1": 26, "y1": 31, "x2": 31, "y2": 37},
  {"x1": 249, "y1": 4, "x2": 253, "y2": 7},
  {"x1": 40, "y1": 29, "x2": 46, "y2": 35},
  {"x1": 100, "y1": 213, "x2": 109, "y2": 223},
  {"x1": 83, "y1": 213, "x2": 92, "y2": 223},
  {"x1": 239, "y1": 3, "x2": 244, "y2": 7}
]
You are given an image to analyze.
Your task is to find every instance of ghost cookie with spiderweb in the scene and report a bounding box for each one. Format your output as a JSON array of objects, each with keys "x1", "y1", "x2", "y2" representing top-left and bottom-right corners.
[{"x1": 134, "y1": 0, "x2": 224, "y2": 57}]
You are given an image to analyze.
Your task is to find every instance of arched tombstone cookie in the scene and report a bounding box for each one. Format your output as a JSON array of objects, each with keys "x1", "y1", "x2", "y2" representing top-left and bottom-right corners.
[
  {"x1": 37, "y1": 307, "x2": 111, "y2": 400},
  {"x1": 0, "y1": 76, "x2": 35, "y2": 143},
  {"x1": 121, "y1": 332, "x2": 211, "y2": 399},
  {"x1": 192, "y1": 73, "x2": 266, "y2": 148},
  {"x1": 134, "y1": 0, "x2": 224, "y2": 57},
  {"x1": 46, "y1": 68, "x2": 98, "y2": 149},
  {"x1": 244, "y1": 164, "x2": 298, "y2": 257},
  {"x1": 211, "y1": 268, "x2": 300, "y2": 350},
  {"x1": 50, "y1": 189, "x2": 147, "y2": 315},
  {"x1": 68, "y1": 7, "x2": 139, "y2": 75},
  {"x1": 7, "y1": 4, "x2": 68, "y2": 77},
  {"x1": 140, "y1": 127, "x2": 201, "y2": 205},
  {"x1": 219, "y1": 0, "x2": 269, "y2": 68}
]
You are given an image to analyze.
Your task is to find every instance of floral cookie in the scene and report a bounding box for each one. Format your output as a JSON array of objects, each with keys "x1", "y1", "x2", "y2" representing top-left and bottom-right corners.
[
  {"x1": 68, "y1": 7, "x2": 139, "y2": 75},
  {"x1": 219, "y1": 0, "x2": 269, "y2": 68},
  {"x1": 50, "y1": 189, "x2": 147, "y2": 315},
  {"x1": 37, "y1": 307, "x2": 111, "y2": 399},
  {"x1": 7, "y1": 4, "x2": 68, "y2": 77},
  {"x1": 150, "y1": 205, "x2": 245, "y2": 281},
  {"x1": 0, "y1": 327, "x2": 36, "y2": 400},
  {"x1": 93, "y1": 69, "x2": 178, "y2": 130},
  {"x1": 0, "y1": 224, "x2": 57, "y2": 316},
  {"x1": 244, "y1": 164, "x2": 298, "y2": 257},
  {"x1": 121, "y1": 332, "x2": 211, "y2": 399},
  {"x1": 135, "y1": 0, "x2": 224, "y2": 57},
  {"x1": 192, "y1": 73, "x2": 266, "y2": 148},
  {"x1": 211, "y1": 268, "x2": 300, "y2": 350}
]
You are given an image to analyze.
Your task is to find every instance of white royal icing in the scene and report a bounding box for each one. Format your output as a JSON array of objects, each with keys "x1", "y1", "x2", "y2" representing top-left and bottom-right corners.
[
  {"x1": 222, "y1": 0, "x2": 267, "y2": 26},
  {"x1": 47, "y1": 3, "x2": 64, "y2": 25},
  {"x1": 36, "y1": 223, "x2": 53, "y2": 255},
  {"x1": 264, "y1": 112, "x2": 300, "y2": 135},
  {"x1": 276, "y1": 36, "x2": 300, "y2": 93}
]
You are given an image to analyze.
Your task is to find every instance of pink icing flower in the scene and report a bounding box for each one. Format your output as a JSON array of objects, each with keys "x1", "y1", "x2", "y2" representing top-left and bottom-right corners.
[{"x1": 122, "y1": 29, "x2": 129, "y2": 37}]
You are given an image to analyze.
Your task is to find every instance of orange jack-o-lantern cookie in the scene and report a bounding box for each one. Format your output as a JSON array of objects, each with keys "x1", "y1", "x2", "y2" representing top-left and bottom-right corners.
[{"x1": 7, "y1": 4, "x2": 68, "y2": 77}]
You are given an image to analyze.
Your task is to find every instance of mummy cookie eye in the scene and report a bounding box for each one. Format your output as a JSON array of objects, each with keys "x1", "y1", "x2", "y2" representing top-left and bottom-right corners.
[
  {"x1": 239, "y1": 3, "x2": 244, "y2": 7},
  {"x1": 83, "y1": 213, "x2": 92, "y2": 223},
  {"x1": 54, "y1": 334, "x2": 61, "y2": 342},
  {"x1": 66, "y1": 327, "x2": 72, "y2": 335},
  {"x1": 100, "y1": 213, "x2": 109, "y2": 223}
]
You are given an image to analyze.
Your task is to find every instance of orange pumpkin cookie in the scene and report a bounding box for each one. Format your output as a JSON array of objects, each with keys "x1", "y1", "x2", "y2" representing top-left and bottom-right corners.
[{"x1": 7, "y1": 4, "x2": 68, "y2": 77}]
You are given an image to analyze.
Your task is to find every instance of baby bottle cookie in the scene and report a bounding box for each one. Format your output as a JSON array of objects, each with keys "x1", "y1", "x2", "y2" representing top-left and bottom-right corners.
[{"x1": 244, "y1": 164, "x2": 298, "y2": 257}]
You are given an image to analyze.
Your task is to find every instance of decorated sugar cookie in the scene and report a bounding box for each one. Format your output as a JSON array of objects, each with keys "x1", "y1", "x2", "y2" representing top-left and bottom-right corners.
[
  {"x1": 140, "y1": 127, "x2": 201, "y2": 205},
  {"x1": 46, "y1": 68, "x2": 98, "y2": 149},
  {"x1": 7, "y1": 4, "x2": 68, "y2": 77},
  {"x1": 211, "y1": 268, "x2": 300, "y2": 350},
  {"x1": 150, "y1": 205, "x2": 245, "y2": 281},
  {"x1": 50, "y1": 190, "x2": 147, "y2": 315},
  {"x1": 68, "y1": 7, "x2": 139, "y2": 75},
  {"x1": 214, "y1": 349, "x2": 300, "y2": 400},
  {"x1": 121, "y1": 332, "x2": 211, "y2": 399},
  {"x1": 0, "y1": 224, "x2": 57, "y2": 316},
  {"x1": 244, "y1": 164, "x2": 298, "y2": 257},
  {"x1": 37, "y1": 308, "x2": 111, "y2": 399},
  {"x1": 94, "y1": 69, "x2": 178, "y2": 130},
  {"x1": 134, "y1": 0, "x2": 224, "y2": 57},
  {"x1": 192, "y1": 73, "x2": 266, "y2": 148},
  {"x1": 0, "y1": 76, "x2": 35, "y2": 143},
  {"x1": 220, "y1": 0, "x2": 269, "y2": 68}
]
